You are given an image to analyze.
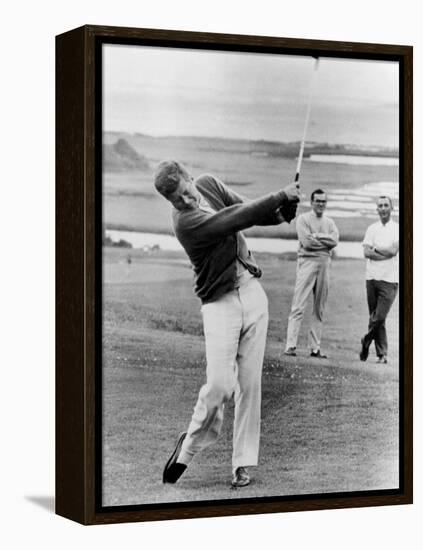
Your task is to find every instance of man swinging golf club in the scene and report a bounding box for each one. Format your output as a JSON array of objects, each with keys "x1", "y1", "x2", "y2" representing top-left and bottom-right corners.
[{"x1": 154, "y1": 161, "x2": 300, "y2": 487}]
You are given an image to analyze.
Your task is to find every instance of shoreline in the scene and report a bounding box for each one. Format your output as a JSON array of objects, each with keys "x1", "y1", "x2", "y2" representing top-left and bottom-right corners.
[
  {"x1": 105, "y1": 132, "x2": 399, "y2": 159},
  {"x1": 106, "y1": 229, "x2": 365, "y2": 259}
]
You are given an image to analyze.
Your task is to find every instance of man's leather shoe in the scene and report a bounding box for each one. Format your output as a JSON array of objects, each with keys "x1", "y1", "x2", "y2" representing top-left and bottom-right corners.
[
  {"x1": 231, "y1": 467, "x2": 250, "y2": 488},
  {"x1": 376, "y1": 355, "x2": 388, "y2": 364},
  {"x1": 284, "y1": 347, "x2": 297, "y2": 356},
  {"x1": 310, "y1": 350, "x2": 327, "y2": 359},
  {"x1": 359, "y1": 337, "x2": 369, "y2": 362},
  {"x1": 163, "y1": 432, "x2": 187, "y2": 484}
]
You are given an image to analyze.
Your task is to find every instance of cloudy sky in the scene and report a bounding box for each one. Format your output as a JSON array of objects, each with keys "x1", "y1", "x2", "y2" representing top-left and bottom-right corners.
[{"x1": 103, "y1": 44, "x2": 399, "y2": 148}]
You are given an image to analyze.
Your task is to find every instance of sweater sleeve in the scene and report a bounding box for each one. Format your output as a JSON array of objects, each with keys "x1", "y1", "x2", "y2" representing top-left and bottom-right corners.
[
  {"x1": 296, "y1": 214, "x2": 326, "y2": 250},
  {"x1": 176, "y1": 190, "x2": 288, "y2": 246},
  {"x1": 196, "y1": 174, "x2": 245, "y2": 207},
  {"x1": 219, "y1": 179, "x2": 286, "y2": 226},
  {"x1": 214, "y1": 176, "x2": 245, "y2": 206},
  {"x1": 195, "y1": 173, "x2": 288, "y2": 226},
  {"x1": 317, "y1": 218, "x2": 339, "y2": 249}
]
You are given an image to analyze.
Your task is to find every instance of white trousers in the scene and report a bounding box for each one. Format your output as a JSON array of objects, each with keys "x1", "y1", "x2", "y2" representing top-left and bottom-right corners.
[
  {"x1": 285, "y1": 256, "x2": 330, "y2": 351},
  {"x1": 178, "y1": 277, "x2": 269, "y2": 469}
]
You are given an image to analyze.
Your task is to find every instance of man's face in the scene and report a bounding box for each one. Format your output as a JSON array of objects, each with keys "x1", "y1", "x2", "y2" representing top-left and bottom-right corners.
[
  {"x1": 311, "y1": 193, "x2": 327, "y2": 217},
  {"x1": 166, "y1": 176, "x2": 200, "y2": 211},
  {"x1": 376, "y1": 197, "x2": 392, "y2": 223}
]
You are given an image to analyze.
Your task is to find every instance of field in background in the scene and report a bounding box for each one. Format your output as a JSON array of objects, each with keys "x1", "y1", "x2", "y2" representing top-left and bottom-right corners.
[
  {"x1": 103, "y1": 133, "x2": 399, "y2": 241},
  {"x1": 102, "y1": 247, "x2": 399, "y2": 506}
]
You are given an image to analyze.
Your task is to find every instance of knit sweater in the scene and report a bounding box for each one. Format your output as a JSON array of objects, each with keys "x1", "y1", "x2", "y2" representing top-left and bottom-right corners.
[
  {"x1": 296, "y1": 211, "x2": 339, "y2": 258},
  {"x1": 172, "y1": 174, "x2": 289, "y2": 303}
]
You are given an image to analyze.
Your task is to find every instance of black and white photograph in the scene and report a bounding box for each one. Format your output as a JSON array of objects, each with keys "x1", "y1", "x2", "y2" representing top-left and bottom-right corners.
[
  {"x1": 101, "y1": 42, "x2": 402, "y2": 507},
  {"x1": 4, "y1": 0, "x2": 421, "y2": 545}
]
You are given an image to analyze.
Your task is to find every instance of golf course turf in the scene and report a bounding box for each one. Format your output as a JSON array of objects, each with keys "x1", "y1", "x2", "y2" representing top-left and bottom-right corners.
[{"x1": 102, "y1": 248, "x2": 399, "y2": 506}]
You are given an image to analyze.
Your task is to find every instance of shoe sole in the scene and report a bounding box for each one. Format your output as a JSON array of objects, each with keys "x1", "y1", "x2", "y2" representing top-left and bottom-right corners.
[
  {"x1": 163, "y1": 432, "x2": 187, "y2": 483},
  {"x1": 231, "y1": 478, "x2": 250, "y2": 488}
]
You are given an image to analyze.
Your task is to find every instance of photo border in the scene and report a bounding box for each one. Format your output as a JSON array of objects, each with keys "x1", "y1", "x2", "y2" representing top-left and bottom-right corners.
[{"x1": 56, "y1": 25, "x2": 413, "y2": 525}]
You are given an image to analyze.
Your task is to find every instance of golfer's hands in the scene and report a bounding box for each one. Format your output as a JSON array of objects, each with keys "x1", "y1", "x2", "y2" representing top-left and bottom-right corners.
[
  {"x1": 276, "y1": 182, "x2": 300, "y2": 223},
  {"x1": 279, "y1": 202, "x2": 298, "y2": 223},
  {"x1": 283, "y1": 182, "x2": 301, "y2": 203}
]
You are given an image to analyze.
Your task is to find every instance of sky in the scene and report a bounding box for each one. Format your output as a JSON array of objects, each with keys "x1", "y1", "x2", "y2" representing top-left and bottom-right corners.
[{"x1": 103, "y1": 44, "x2": 399, "y2": 148}]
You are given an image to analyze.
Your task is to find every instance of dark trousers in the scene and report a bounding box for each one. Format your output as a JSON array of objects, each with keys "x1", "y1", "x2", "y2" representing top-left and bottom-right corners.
[{"x1": 363, "y1": 279, "x2": 398, "y2": 357}]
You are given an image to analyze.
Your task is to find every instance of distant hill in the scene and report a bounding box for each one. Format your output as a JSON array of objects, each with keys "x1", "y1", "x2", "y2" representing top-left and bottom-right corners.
[
  {"x1": 181, "y1": 136, "x2": 398, "y2": 159},
  {"x1": 104, "y1": 132, "x2": 398, "y2": 160},
  {"x1": 250, "y1": 140, "x2": 399, "y2": 159},
  {"x1": 103, "y1": 138, "x2": 150, "y2": 172}
]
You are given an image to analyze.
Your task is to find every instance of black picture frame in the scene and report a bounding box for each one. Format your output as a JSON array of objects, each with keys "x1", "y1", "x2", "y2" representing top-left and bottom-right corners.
[{"x1": 56, "y1": 24, "x2": 413, "y2": 525}]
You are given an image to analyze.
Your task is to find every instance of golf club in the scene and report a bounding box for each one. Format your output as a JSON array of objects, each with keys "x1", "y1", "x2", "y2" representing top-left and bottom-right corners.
[
  {"x1": 294, "y1": 56, "x2": 320, "y2": 185},
  {"x1": 278, "y1": 56, "x2": 320, "y2": 361}
]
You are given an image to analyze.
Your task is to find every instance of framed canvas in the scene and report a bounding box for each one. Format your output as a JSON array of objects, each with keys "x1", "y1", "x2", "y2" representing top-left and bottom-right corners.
[{"x1": 56, "y1": 25, "x2": 413, "y2": 525}]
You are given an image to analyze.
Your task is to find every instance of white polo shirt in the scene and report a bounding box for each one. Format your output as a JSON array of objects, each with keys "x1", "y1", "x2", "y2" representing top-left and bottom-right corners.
[{"x1": 362, "y1": 219, "x2": 399, "y2": 283}]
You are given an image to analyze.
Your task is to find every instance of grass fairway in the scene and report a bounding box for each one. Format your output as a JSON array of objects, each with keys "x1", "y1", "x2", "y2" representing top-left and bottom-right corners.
[{"x1": 102, "y1": 248, "x2": 399, "y2": 506}]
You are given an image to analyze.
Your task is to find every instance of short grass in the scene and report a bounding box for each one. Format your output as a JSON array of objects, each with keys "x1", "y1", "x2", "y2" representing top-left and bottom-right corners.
[{"x1": 102, "y1": 247, "x2": 399, "y2": 506}]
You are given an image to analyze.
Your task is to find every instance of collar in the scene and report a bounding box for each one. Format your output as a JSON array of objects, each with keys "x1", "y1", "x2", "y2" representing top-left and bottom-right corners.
[
  {"x1": 310, "y1": 210, "x2": 325, "y2": 219},
  {"x1": 378, "y1": 218, "x2": 393, "y2": 227},
  {"x1": 199, "y1": 197, "x2": 215, "y2": 214}
]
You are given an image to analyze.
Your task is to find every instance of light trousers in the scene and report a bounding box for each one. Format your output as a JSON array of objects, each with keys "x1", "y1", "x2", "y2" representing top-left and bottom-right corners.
[
  {"x1": 178, "y1": 277, "x2": 268, "y2": 469},
  {"x1": 285, "y1": 256, "x2": 330, "y2": 351}
]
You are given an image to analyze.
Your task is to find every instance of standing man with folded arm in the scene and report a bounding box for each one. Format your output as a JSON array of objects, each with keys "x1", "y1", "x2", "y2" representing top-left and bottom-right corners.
[
  {"x1": 284, "y1": 189, "x2": 339, "y2": 358},
  {"x1": 154, "y1": 160, "x2": 300, "y2": 488},
  {"x1": 360, "y1": 196, "x2": 399, "y2": 364}
]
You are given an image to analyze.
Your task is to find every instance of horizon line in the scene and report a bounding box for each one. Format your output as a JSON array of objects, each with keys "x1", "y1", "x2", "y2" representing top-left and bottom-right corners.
[{"x1": 103, "y1": 130, "x2": 399, "y2": 152}]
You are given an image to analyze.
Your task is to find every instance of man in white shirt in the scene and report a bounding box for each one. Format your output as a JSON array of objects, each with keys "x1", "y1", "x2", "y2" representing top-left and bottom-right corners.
[
  {"x1": 284, "y1": 189, "x2": 339, "y2": 358},
  {"x1": 360, "y1": 196, "x2": 399, "y2": 364}
]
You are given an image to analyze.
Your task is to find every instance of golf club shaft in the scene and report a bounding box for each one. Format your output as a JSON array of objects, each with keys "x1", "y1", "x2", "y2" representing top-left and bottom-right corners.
[{"x1": 295, "y1": 57, "x2": 320, "y2": 184}]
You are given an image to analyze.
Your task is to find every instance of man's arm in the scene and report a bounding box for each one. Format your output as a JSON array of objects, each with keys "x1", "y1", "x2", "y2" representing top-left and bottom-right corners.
[
  {"x1": 198, "y1": 174, "x2": 294, "y2": 226},
  {"x1": 176, "y1": 189, "x2": 295, "y2": 245},
  {"x1": 215, "y1": 177, "x2": 246, "y2": 206},
  {"x1": 196, "y1": 174, "x2": 245, "y2": 207},
  {"x1": 315, "y1": 235, "x2": 338, "y2": 249},
  {"x1": 296, "y1": 216, "x2": 327, "y2": 251},
  {"x1": 363, "y1": 244, "x2": 390, "y2": 261},
  {"x1": 362, "y1": 225, "x2": 384, "y2": 260},
  {"x1": 221, "y1": 180, "x2": 291, "y2": 226},
  {"x1": 374, "y1": 241, "x2": 399, "y2": 258},
  {"x1": 314, "y1": 221, "x2": 339, "y2": 250}
]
